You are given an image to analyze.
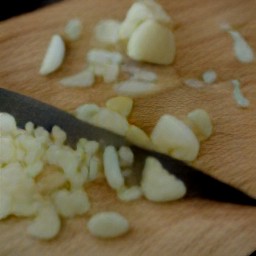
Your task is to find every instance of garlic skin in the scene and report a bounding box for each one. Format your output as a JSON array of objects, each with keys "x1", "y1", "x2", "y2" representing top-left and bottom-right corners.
[
  {"x1": 127, "y1": 20, "x2": 175, "y2": 65},
  {"x1": 39, "y1": 34, "x2": 66, "y2": 76}
]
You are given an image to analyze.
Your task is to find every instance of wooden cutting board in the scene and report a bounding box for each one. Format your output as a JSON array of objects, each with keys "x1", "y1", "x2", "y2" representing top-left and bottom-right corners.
[{"x1": 0, "y1": 0, "x2": 256, "y2": 255}]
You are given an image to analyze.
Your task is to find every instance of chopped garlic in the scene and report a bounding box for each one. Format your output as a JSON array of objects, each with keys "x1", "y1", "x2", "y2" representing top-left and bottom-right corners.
[
  {"x1": 106, "y1": 96, "x2": 133, "y2": 117},
  {"x1": 118, "y1": 146, "x2": 134, "y2": 167},
  {"x1": 87, "y1": 49, "x2": 123, "y2": 65},
  {"x1": 93, "y1": 63, "x2": 120, "y2": 83},
  {"x1": 64, "y1": 18, "x2": 83, "y2": 41},
  {"x1": 94, "y1": 20, "x2": 121, "y2": 44},
  {"x1": 75, "y1": 104, "x2": 100, "y2": 123},
  {"x1": 125, "y1": 125, "x2": 152, "y2": 149},
  {"x1": 52, "y1": 189, "x2": 90, "y2": 218},
  {"x1": 27, "y1": 204, "x2": 61, "y2": 240},
  {"x1": 39, "y1": 34, "x2": 66, "y2": 75},
  {"x1": 117, "y1": 186, "x2": 142, "y2": 201},
  {"x1": 184, "y1": 79, "x2": 204, "y2": 89},
  {"x1": 127, "y1": 20, "x2": 175, "y2": 65},
  {"x1": 51, "y1": 126, "x2": 67, "y2": 145},
  {"x1": 0, "y1": 136, "x2": 16, "y2": 164},
  {"x1": 114, "y1": 80, "x2": 158, "y2": 97},
  {"x1": 187, "y1": 109, "x2": 213, "y2": 141},
  {"x1": 232, "y1": 80, "x2": 250, "y2": 108},
  {"x1": 92, "y1": 108, "x2": 129, "y2": 136},
  {"x1": 225, "y1": 27, "x2": 255, "y2": 63},
  {"x1": 87, "y1": 212, "x2": 129, "y2": 238},
  {"x1": 202, "y1": 70, "x2": 217, "y2": 84},
  {"x1": 141, "y1": 157, "x2": 186, "y2": 202},
  {"x1": 0, "y1": 113, "x2": 17, "y2": 135},
  {"x1": 119, "y1": 0, "x2": 172, "y2": 40},
  {"x1": 60, "y1": 67, "x2": 95, "y2": 87},
  {"x1": 103, "y1": 146, "x2": 124, "y2": 190},
  {"x1": 151, "y1": 115, "x2": 200, "y2": 161},
  {"x1": 122, "y1": 65, "x2": 157, "y2": 82}
]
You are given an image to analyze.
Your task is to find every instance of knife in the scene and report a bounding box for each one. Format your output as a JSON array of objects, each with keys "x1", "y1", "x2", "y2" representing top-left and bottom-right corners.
[{"x1": 0, "y1": 87, "x2": 255, "y2": 206}]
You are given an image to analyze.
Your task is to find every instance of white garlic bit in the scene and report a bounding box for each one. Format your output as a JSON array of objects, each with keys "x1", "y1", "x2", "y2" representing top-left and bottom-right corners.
[
  {"x1": 117, "y1": 186, "x2": 142, "y2": 201},
  {"x1": 141, "y1": 157, "x2": 186, "y2": 202},
  {"x1": 118, "y1": 146, "x2": 134, "y2": 167},
  {"x1": 75, "y1": 104, "x2": 100, "y2": 123},
  {"x1": 106, "y1": 96, "x2": 133, "y2": 117},
  {"x1": 184, "y1": 79, "x2": 204, "y2": 89},
  {"x1": 92, "y1": 108, "x2": 129, "y2": 136},
  {"x1": 94, "y1": 19, "x2": 121, "y2": 44},
  {"x1": 232, "y1": 80, "x2": 250, "y2": 108},
  {"x1": 0, "y1": 112, "x2": 17, "y2": 135},
  {"x1": 52, "y1": 189, "x2": 90, "y2": 218},
  {"x1": 202, "y1": 70, "x2": 217, "y2": 84},
  {"x1": 87, "y1": 212, "x2": 129, "y2": 238},
  {"x1": 87, "y1": 49, "x2": 123, "y2": 65},
  {"x1": 39, "y1": 34, "x2": 66, "y2": 75},
  {"x1": 0, "y1": 136, "x2": 16, "y2": 164},
  {"x1": 122, "y1": 64, "x2": 157, "y2": 82},
  {"x1": 64, "y1": 18, "x2": 83, "y2": 41},
  {"x1": 103, "y1": 146, "x2": 124, "y2": 190},
  {"x1": 227, "y1": 29, "x2": 255, "y2": 63},
  {"x1": 127, "y1": 20, "x2": 175, "y2": 65},
  {"x1": 187, "y1": 109, "x2": 213, "y2": 141},
  {"x1": 60, "y1": 67, "x2": 95, "y2": 87},
  {"x1": 27, "y1": 204, "x2": 61, "y2": 240},
  {"x1": 114, "y1": 80, "x2": 158, "y2": 97},
  {"x1": 151, "y1": 115, "x2": 200, "y2": 161}
]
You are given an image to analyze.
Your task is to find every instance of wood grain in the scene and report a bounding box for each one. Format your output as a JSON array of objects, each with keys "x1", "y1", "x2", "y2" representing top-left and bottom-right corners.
[{"x1": 0, "y1": 0, "x2": 256, "y2": 255}]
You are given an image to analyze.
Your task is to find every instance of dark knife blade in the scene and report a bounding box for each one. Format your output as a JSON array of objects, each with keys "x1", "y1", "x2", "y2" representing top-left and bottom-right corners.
[{"x1": 0, "y1": 87, "x2": 255, "y2": 206}]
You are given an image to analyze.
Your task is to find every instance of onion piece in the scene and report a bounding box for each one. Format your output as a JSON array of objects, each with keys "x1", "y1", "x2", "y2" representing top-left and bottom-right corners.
[{"x1": 39, "y1": 34, "x2": 66, "y2": 76}]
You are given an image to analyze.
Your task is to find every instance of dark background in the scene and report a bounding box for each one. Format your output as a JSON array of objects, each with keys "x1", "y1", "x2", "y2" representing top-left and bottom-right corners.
[{"x1": 0, "y1": 0, "x2": 61, "y2": 21}]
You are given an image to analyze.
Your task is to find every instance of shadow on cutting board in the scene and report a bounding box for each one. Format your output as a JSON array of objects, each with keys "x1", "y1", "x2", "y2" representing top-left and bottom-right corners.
[{"x1": 0, "y1": 0, "x2": 62, "y2": 21}]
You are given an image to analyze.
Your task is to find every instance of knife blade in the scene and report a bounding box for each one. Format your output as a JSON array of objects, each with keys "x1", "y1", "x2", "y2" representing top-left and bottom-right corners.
[{"x1": 0, "y1": 87, "x2": 255, "y2": 206}]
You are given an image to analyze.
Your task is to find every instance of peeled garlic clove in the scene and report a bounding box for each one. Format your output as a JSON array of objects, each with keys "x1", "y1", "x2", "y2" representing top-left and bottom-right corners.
[
  {"x1": 127, "y1": 20, "x2": 175, "y2": 65},
  {"x1": 118, "y1": 146, "x2": 134, "y2": 167},
  {"x1": 87, "y1": 212, "x2": 129, "y2": 238},
  {"x1": 106, "y1": 96, "x2": 133, "y2": 117},
  {"x1": 119, "y1": 0, "x2": 172, "y2": 40},
  {"x1": 94, "y1": 20, "x2": 121, "y2": 44},
  {"x1": 27, "y1": 204, "x2": 61, "y2": 240},
  {"x1": 187, "y1": 109, "x2": 213, "y2": 142},
  {"x1": 141, "y1": 157, "x2": 186, "y2": 202},
  {"x1": 151, "y1": 115, "x2": 199, "y2": 161},
  {"x1": 103, "y1": 146, "x2": 124, "y2": 190},
  {"x1": 60, "y1": 67, "x2": 95, "y2": 87},
  {"x1": 39, "y1": 34, "x2": 66, "y2": 75}
]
